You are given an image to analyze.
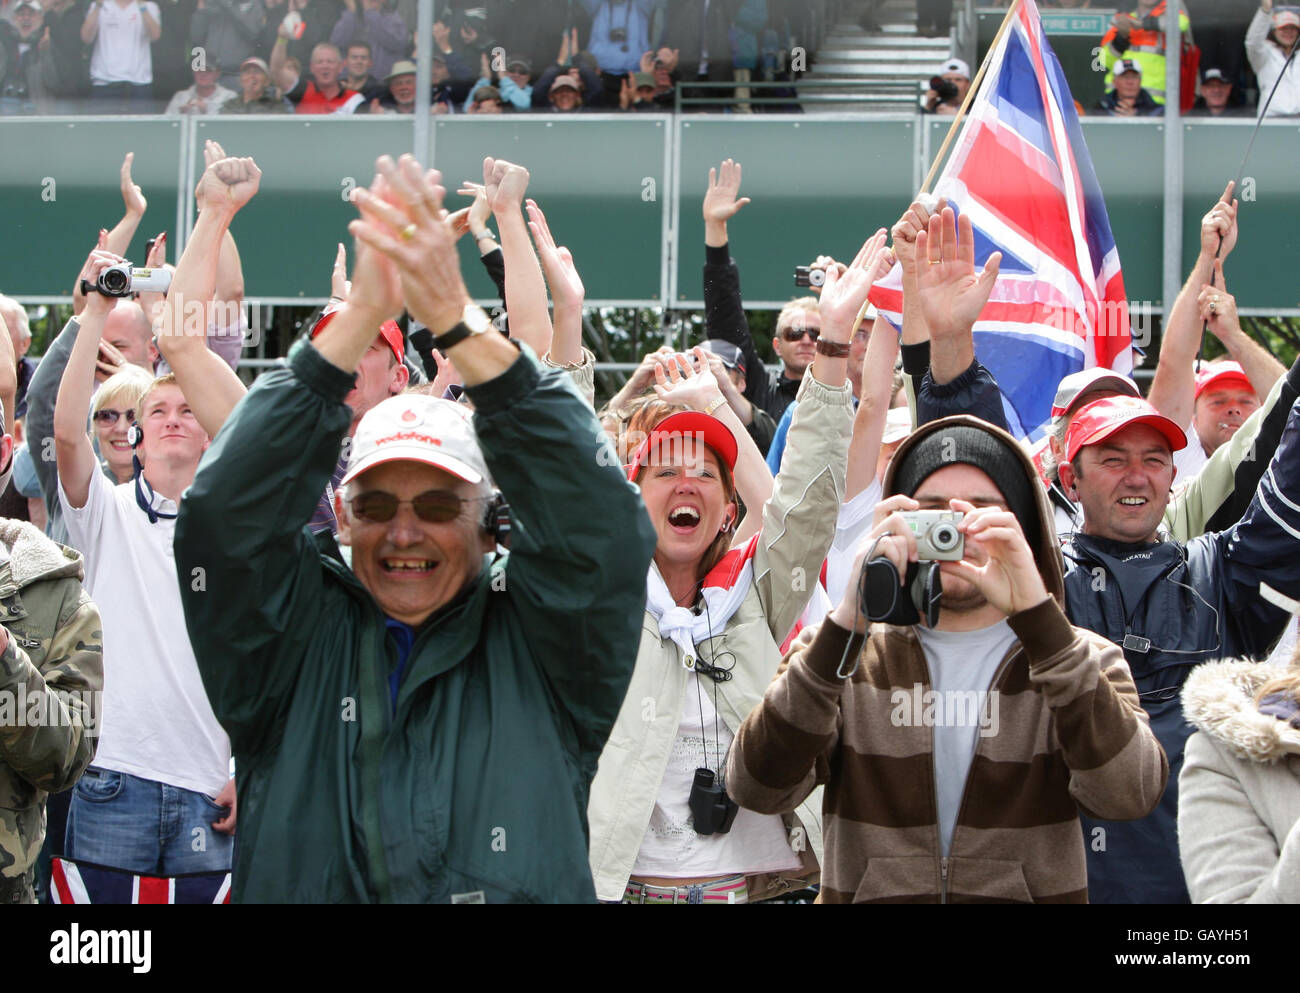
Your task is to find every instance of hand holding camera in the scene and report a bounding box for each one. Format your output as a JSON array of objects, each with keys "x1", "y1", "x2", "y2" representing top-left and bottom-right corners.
[{"x1": 941, "y1": 499, "x2": 1048, "y2": 618}]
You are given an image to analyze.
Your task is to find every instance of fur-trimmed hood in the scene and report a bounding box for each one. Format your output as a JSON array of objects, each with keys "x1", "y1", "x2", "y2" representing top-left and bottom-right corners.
[
  {"x1": 0, "y1": 517, "x2": 85, "y2": 593},
  {"x1": 1182, "y1": 659, "x2": 1300, "y2": 764}
]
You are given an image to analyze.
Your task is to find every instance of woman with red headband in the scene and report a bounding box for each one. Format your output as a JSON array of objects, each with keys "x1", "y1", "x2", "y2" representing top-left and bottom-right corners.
[{"x1": 587, "y1": 231, "x2": 895, "y2": 904}]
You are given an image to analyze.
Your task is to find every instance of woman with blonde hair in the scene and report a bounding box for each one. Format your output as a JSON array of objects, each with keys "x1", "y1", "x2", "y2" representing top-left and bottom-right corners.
[{"x1": 89, "y1": 365, "x2": 155, "y2": 485}]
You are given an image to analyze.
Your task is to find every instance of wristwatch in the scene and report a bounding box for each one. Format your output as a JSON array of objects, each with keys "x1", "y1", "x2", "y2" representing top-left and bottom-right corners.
[
  {"x1": 431, "y1": 304, "x2": 492, "y2": 351},
  {"x1": 815, "y1": 338, "x2": 851, "y2": 358}
]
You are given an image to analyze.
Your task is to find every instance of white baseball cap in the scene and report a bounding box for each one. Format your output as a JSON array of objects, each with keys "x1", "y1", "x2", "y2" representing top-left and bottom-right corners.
[
  {"x1": 1051, "y1": 367, "x2": 1141, "y2": 420},
  {"x1": 940, "y1": 58, "x2": 970, "y2": 80},
  {"x1": 343, "y1": 394, "x2": 490, "y2": 487},
  {"x1": 881, "y1": 406, "x2": 914, "y2": 445}
]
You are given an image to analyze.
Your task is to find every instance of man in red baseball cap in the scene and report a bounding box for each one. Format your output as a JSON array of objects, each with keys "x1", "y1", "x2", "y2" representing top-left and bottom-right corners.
[{"x1": 1053, "y1": 388, "x2": 1300, "y2": 904}]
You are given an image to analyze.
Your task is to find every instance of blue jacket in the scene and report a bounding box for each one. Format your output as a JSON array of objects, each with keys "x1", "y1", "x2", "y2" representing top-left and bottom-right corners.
[{"x1": 1063, "y1": 397, "x2": 1300, "y2": 902}]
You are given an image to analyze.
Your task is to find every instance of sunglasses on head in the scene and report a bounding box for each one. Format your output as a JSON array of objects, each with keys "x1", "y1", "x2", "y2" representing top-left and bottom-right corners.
[
  {"x1": 348, "y1": 489, "x2": 486, "y2": 524},
  {"x1": 780, "y1": 326, "x2": 820, "y2": 342},
  {"x1": 92, "y1": 408, "x2": 134, "y2": 426}
]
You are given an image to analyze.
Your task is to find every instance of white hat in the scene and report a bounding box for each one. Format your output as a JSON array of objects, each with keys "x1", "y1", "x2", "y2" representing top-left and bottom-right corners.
[
  {"x1": 1273, "y1": 7, "x2": 1300, "y2": 29},
  {"x1": 1051, "y1": 367, "x2": 1140, "y2": 420},
  {"x1": 342, "y1": 394, "x2": 489, "y2": 487},
  {"x1": 940, "y1": 58, "x2": 970, "y2": 80},
  {"x1": 881, "y1": 406, "x2": 914, "y2": 446}
]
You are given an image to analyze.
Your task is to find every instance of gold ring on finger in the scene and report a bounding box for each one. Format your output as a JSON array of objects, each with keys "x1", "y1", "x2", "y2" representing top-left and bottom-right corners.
[{"x1": 400, "y1": 223, "x2": 418, "y2": 242}]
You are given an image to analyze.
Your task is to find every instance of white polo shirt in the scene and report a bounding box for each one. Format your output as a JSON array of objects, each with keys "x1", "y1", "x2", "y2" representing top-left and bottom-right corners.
[
  {"x1": 89, "y1": 0, "x2": 160, "y2": 86},
  {"x1": 60, "y1": 469, "x2": 230, "y2": 798}
]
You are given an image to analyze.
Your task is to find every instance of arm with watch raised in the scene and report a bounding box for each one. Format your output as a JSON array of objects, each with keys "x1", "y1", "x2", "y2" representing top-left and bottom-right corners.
[{"x1": 346, "y1": 155, "x2": 658, "y2": 755}]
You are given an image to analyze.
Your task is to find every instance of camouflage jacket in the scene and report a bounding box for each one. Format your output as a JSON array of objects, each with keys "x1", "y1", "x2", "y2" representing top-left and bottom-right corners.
[{"x1": 0, "y1": 519, "x2": 102, "y2": 904}]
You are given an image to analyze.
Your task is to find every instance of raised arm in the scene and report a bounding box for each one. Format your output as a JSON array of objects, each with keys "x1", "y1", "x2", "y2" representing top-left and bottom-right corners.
[
  {"x1": 525, "y1": 199, "x2": 583, "y2": 367},
  {"x1": 845, "y1": 315, "x2": 900, "y2": 500},
  {"x1": 700, "y1": 159, "x2": 769, "y2": 412},
  {"x1": 155, "y1": 146, "x2": 258, "y2": 438},
  {"x1": 1196, "y1": 260, "x2": 1285, "y2": 400},
  {"x1": 0, "y1": 315, "x2": 15, "y2": 439},
  {"x1": 80, "y1": 0, "x2": 100, "y2": 43},
  {"x1": 55, "y1": 251, "x2": 121, "y2": 509},
  {"x1": 1148, "y1": 184, "x2": 1238, "y2": 429},
  {"x1": 483, "y1": 157, "x2": 552, "y2": 357},
  {"x1": 72, "y1": 155, "x2": 148, "y2": 315}
]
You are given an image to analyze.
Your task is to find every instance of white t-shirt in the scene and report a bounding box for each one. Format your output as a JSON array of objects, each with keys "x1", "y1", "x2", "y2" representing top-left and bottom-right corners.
[
  {"x1": 89, "y1": 0, "x2": 160, "y2": 86},
  {"x1": 1172, "y1": 420, "x2": 1209, "y2": 485},
  {"x1": 825, "y1": 480, "x2": 883, "y2": 606},
  {"x1": 630, "y1": 673, "x2": 802, "y2": 879},
  {"x1": 164, "y1": 83, "x2": 236, "y2": 114},
  {"x1": 915, "y1": 619, "x2": 1018, "y2": 856},
  {"x1": 60, "y1": 470, "x2": 230, "y2": 797}
]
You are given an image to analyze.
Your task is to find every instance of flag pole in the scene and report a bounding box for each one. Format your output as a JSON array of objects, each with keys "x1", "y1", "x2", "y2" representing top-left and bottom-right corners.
[
  {"x1": 922, "y1": 0, "x2": 1021, "y2": 194},
  {"x1": 851, "y1": 0, "x2": 1022, "y2": 336}
]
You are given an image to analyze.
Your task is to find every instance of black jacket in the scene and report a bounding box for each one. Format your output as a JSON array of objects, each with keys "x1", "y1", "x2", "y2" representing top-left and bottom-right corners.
[{"x1": 701, "y1": 242, "x2": 800, "y2": 423}]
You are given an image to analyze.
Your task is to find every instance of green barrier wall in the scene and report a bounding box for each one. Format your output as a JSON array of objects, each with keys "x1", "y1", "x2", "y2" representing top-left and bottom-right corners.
[
  {"x1": 1, "y1": 114, "x2": 1296, "y2": 313},
  {"x1": 0, "y1": 118, "x2": 183, "y2": 297},
  {"x1": 674, "y1": 116, "x2": 918, "y2": 307},
  {"x1": 1181, "y1": 121, "x2": 1300, "y2": 312},
  {"x1": 432, "y1": 116, "x2": 669, "y2": 304},
  {"x1": 193, "y1": 116, "x2": 416, "y2": 300}
]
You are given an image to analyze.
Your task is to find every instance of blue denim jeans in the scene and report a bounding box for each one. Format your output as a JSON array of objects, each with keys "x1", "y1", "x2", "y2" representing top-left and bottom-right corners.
[{"x1": 65, "y1": 767, "x2": 234, "y2": 875}]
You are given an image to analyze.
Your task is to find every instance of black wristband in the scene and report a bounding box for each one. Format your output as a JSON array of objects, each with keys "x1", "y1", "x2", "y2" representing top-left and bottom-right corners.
[{"x1": 432, "y1": 322, "x2": 472, "y2": 352}]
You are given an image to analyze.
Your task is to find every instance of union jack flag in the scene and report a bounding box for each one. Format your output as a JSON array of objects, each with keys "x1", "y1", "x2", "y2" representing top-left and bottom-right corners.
[
  {"x1": 50, "y1": 857, "x2": 231, "y2": 904},
  {"x1": 869, "y1": 0, "x2": 1134, "y2": 440}
]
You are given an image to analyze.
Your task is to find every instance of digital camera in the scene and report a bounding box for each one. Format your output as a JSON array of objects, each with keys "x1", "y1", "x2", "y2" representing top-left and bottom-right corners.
[
  {"x1": 85, "y1": 264, "x2": 173, "y2": 298},
  {"x1": 793, "y1": 265, "x2": 826, "y2": 288},
  {"x1": 900, "y1": 510, "x2": 964, "y2": 561},
  {"x1": 930, "y1": 75, "x2": 959, "y2": 102}
]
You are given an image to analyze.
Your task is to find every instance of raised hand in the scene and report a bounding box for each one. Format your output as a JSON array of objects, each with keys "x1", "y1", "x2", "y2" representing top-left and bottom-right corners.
[
  {"x1": 653, "y1": 348, "x2": 725, "y2": 412},
  {"x1": 941, "y1": 500, "x2": 1048, "y2": 618},
  {"x1": 702, "y1": 158, "x2": 751, "y2": 227},
  {"x1": 1200, "y1": 180, "x2": 1239, "y2": 260},
  {"x1": 890, "y1": 195, "x2": 946, "y2": 276},
  {"x1": 457, "y1": 180, "x2": 492, "y2": 234},
  {"x1": 639, "y1": 50, "x2": 655, "y2": 73},
  {"x1": 1197, "y1": 258, "x2": 1240, "y2": 341},
  {"x1": 817, "y1": 228, "x2": 894, "y2": 338},
  {"x1": 914, "y1": 207, "x2": 1000, "y2": 338},
  {"x1": 330, "y1": 242, "x2": 351, "y2": 300},
  {"x1": 349, "y1": 155, "x2": 471, "y2": 332},
  {"x1": 120, "y1": 152, "x2": 147, "y2": 217},
  {"x1": 194, "y1": 152, "x2": 262, "y2": 214},
  {"x1": 525, "y1": 199, "x2": 584, "y2": 310},
  {"x1": 483, "y1": 157, "x2": 530, "y2": 215},
  {"x1": 80, "y1": 249, "x2": 128, "y2": 317}
]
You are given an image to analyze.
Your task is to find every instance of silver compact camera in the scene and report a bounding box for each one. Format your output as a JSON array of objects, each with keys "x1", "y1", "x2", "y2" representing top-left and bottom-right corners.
[{"x1": 900, "y1": 510, "x2": 964, "y2": 561}]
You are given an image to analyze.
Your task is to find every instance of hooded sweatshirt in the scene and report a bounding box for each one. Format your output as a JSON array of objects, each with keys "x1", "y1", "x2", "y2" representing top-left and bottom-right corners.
[{"x1": 726, "y1": 415, "x2": 1168, "y2": 902}]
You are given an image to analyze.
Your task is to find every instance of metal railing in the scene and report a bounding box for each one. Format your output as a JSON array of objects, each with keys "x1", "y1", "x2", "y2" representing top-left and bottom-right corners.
[{"x1": 673, "y1": 78, "x2": 923, "y2": 112}]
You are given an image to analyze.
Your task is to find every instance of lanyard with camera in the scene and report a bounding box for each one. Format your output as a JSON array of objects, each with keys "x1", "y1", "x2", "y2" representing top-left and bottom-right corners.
[{"x1": 685, "y1": 595, "x2": 739, "y2": 836}]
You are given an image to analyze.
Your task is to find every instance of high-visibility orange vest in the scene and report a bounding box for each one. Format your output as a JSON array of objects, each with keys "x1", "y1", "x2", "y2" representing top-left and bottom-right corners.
[{"x1": 1100, "y1": 1, "x2": 1192, "y2": 105}]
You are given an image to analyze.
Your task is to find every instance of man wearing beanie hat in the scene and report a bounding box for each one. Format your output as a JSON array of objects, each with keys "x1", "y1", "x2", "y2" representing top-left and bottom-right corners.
[
  {"x1": 727, "y1": 413, "x2": 1166, "y2": 902},
  {"x1": 174, "y1": 155, "x2": 656, "y2": 903}
]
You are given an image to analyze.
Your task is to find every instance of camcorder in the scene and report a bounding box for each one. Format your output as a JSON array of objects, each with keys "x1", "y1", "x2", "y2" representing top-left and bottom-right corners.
[
  {"x1": 930, "y1": 75, "x2": 960, "y2": 102},
  {"x1": 81, "y1": 264, "x2": 172, "y2": 299},
  {"x1": 793, "y1": 265, "x2": 825, "y2": 288},
  {"x1": 901, "y1": 509, "x2": 964, "y2": 561}
]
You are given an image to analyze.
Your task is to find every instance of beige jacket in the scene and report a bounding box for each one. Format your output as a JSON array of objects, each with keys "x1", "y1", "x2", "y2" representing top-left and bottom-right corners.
[
  {"x1": 587, "y1": 372, "x2": 853, "y2": 902},
  {"x1": 1179, "y1": 659, "x2": 1300, "y2": 903}
]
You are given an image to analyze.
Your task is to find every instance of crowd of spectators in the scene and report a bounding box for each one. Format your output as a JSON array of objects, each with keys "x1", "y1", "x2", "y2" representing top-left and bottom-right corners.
[
  {"x1": 0, "y1": 0, "x2": 839, "y2": 115},
  {"x1": 2, "y1": 129, "x2": 1299, "y2": 908}
]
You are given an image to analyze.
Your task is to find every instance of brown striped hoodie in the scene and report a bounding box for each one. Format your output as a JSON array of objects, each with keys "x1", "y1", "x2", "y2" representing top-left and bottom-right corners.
[{"x1": 725, "y1": 415, "x2": 1169, "y2": 903}]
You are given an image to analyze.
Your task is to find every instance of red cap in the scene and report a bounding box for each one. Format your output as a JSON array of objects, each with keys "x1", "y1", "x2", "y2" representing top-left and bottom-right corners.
[
  {"x1": 310, "y1": 303, "x2": 404, "y2": 365},
  {"x1": 1065, "y1": 396, "x2": 1187, "y2": 464},
  {"x1": 625, "y1": 411, "x2": 739, "y2": 482},
  {"x1": 1194, "y1": 360, "x2": 1252, "y2": 401}
]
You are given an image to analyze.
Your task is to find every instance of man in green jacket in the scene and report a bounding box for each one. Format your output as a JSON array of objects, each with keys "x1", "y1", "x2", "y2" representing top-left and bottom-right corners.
[{"x1": 175, "y1": 154, "x2": 657, "y2": 903}]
